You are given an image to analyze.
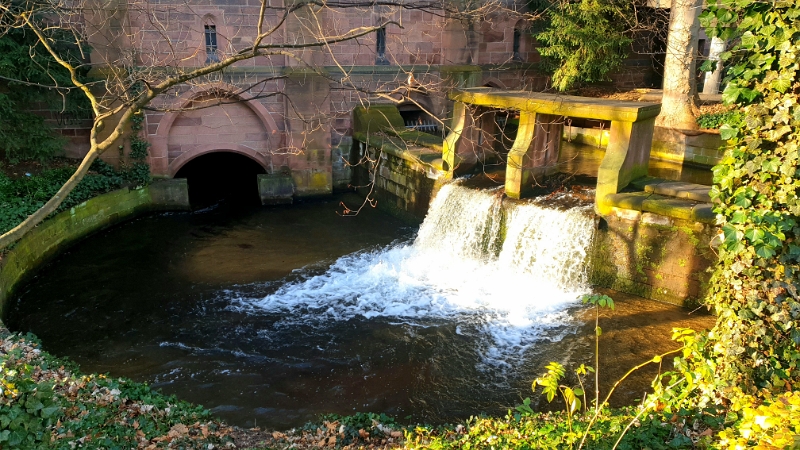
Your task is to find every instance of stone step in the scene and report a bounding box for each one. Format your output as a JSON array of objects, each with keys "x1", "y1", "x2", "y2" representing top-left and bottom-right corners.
[
  {"x1": 631, "y1": 177, "x2": 712, "y2": 203},
  {"x1": 604, "y1": 192, "x2": 715, "y2": 224}
]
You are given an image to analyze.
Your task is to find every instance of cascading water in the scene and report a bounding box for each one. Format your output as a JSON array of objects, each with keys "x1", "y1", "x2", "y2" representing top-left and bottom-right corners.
[{"x1": 237, "y1": 182, "x2": 597, "y2": 370}]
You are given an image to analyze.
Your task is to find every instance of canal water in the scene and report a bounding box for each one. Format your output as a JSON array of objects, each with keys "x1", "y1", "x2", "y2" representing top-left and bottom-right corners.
[{"x1": 7, "y1": 179, "x2": 715, "y2": 429}]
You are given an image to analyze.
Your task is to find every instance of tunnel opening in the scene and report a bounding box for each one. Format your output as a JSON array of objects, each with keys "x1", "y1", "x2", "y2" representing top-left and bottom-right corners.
[{"x1": 174, "y1": 152, "x2": 267, "y2": 208}]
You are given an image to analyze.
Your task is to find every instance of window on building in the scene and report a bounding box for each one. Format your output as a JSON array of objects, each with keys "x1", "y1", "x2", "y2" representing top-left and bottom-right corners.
[
  {"x1": 512, "y1": 28, "x2": 522, "y2": 62},
  {"x1": 205, "y1": 24, "x2": 219, "y2": 64},
  {"x1": 376, "y1": 27, "x2": 389, "y2": 65}
]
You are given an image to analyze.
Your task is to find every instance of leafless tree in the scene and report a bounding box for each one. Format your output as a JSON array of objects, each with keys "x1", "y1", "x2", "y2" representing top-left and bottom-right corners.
[{"x1": 0, "y1": 0, "x2": 542, "y2": 250}]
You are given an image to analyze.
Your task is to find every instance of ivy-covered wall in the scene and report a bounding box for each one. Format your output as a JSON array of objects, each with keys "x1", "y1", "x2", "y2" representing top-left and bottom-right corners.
[
  {"x1": 0, "y1": 180, "x2": 189, "y2": 320},
  {"x1": 700, "y1": 0, "x2": 800, "y2": 393}
]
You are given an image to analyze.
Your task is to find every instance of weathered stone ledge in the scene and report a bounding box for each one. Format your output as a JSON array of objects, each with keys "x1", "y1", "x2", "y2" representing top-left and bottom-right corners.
[
  {"x1": 0, "y1": 179, "x2": 190, "y2": 320},
  {"x1": 604, "y1": 192, "x2": 715, "y2": 224},
  {"x1": 632, "y1": 177, "x2": 712, "y2": 202}
]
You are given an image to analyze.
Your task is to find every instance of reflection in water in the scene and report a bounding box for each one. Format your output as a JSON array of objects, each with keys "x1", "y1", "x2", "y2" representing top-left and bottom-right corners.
[
  {"x1": 557, "y1": 141, "x2": 713, "y2": 185},
  {"x1": 7, "y1": 190, "x2": 714, "y2": 429}
]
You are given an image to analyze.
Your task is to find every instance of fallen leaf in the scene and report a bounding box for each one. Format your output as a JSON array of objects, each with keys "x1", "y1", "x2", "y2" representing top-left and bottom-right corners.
[{"x1": 169, "y1": 423, "x2": 189, "y2": 437}]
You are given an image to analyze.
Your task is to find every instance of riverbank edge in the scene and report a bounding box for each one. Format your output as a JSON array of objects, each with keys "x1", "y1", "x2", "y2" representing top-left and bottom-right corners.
[{"x1": 0, "y1": 178, "x2": 190, "y2": 322}]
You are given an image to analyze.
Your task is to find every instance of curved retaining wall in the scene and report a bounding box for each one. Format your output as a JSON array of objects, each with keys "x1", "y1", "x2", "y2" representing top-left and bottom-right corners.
[{"x1": 0, "y1": 179, "x2": 189, "y2": 320}]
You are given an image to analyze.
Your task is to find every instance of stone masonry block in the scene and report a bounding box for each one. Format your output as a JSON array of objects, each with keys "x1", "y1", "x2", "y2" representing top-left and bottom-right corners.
[{"x1": 258, "y1": 173, "x2": 294, "y2": 205}]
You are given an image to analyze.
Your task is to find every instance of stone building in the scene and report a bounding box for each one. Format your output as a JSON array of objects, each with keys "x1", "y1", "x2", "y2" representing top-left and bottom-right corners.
[{"x1": 51, "y1": 0, "x2": 661, "y2": 201}]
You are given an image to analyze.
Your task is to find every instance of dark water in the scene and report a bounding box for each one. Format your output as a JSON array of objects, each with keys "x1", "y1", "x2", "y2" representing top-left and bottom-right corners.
[{"x1": 6, "y1": 193, "x2": 714, "y2": 429}]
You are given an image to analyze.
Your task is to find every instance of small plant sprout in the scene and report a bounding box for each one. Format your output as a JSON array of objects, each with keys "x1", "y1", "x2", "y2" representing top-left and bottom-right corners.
[
  {"x1": 531, "y1": 362, "x2": 588, "y2": 433},
  {"x1": 582, "y1": 293, "x2": 614, "y2": 414}
]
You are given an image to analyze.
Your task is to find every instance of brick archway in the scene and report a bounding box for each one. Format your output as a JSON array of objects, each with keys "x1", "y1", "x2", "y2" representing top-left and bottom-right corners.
[
  {"x1": 168, "y1": 144, "x2": 271, "y2": 177},
  {"x1": 149, "y1": 83, "x2": 282, "y2": 177}
]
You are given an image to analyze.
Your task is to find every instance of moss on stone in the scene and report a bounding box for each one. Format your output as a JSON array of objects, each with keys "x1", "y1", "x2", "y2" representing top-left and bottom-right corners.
[{"x1": 353, "y1": 106, "x2": 406, "y2": 133}]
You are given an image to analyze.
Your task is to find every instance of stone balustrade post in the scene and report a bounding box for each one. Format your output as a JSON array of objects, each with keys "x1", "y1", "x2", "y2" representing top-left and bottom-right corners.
[
  {"x1": 595, "y1": 118, "x2": 656, "y2": 214},
  {"x1": 505, "y1": 112, "x2": 563, "y2": 199}
]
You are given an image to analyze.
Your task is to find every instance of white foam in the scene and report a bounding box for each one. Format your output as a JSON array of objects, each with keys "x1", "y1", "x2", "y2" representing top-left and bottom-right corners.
[{"x1": 235, "y1": 183, "x2": 596, "y2": 368}]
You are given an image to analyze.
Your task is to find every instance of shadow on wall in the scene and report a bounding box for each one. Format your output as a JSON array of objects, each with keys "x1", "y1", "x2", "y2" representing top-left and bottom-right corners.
[{"x1": 174, "y1": 152, "x2": 266, "y2": 208}]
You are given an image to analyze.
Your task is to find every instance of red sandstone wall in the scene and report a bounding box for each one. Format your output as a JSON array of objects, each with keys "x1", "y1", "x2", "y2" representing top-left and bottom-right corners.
[{"x1": 65, "y1": 0, "x2": 662, "y2": 195}]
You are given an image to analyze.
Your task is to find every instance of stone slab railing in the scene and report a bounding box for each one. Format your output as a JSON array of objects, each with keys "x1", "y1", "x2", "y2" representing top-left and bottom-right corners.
[
  {"x1": 0, "y1": 179, "x2": 190, "y2": 320},
  {"x1": 445, "y1": 88, "x2": 662, "y2": 213}
]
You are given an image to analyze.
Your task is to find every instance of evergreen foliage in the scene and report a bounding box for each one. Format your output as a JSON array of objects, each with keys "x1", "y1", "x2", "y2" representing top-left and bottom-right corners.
[
  {"x1": 0, "y1": 11, "x2": 92, "y2": 162},
  {"x1": 0, "y1": 333, "x2": 231, "y2": 449},
  {"x1": 696, "y1": 110, "x2": 742, "y2": 130},
  {"x1": 700, "y1": 0, "x2": 800, "y2": 395},
  {"x1": 0, "y1": 161, "x2": 124, "y2": 235},
  {"x1": 535, "y1": 0, "x2": 632, "y2": 91}
]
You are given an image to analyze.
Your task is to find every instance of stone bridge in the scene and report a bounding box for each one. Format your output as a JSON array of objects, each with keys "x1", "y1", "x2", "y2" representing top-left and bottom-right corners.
[{"x1": 442, "y1": 87, "x2": 663, "y2": 214}]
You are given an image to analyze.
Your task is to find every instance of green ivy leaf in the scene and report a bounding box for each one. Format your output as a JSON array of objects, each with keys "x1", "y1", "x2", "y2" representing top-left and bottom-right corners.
[
  {"x1": 762, "y1": 158, "x2": 781, "y2": 173},
  {"x1": 755, "y1": 245, "x2": 776, "y2": 259},
  {"x1": 722, "y1": 86, "x2": 742, "y2": 104},
  {"x1": 699, "y1": 59, "x2": 716, "y2": 73},
  {"x1": 720, "y1": 123, "x2": 739, "y2": 140}
]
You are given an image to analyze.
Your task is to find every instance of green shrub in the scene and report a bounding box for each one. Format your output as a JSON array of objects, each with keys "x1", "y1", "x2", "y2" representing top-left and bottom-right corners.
[
  {"x1": 0, "y1": 162, "x2": 125, "y2": 235},
  {"x1": 695, "y1": 110, "x2": 742, "y2": 130}
]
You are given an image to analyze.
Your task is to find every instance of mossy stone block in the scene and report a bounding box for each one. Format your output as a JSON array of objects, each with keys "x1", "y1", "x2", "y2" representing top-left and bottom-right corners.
[
  {"x1": 604, "y1": 192, "x2": 650, "y2": 211},
  {"x1": 692, "y1": 204, "x2": 716, "y2": 224},
  {"x1": 353, "y1": 105, "x2": 405, "y2": 133},
  {"x1": 258, "y1": 173, "x2": 294, "y2": 205}
]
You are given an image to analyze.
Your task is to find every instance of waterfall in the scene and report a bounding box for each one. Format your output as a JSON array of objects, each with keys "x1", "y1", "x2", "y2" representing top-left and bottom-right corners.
[
  {"x1": 416, "y1": 183, "x2": 595, "y2": 292},
  {"x1": 238, "y1": 181, "x2": 596, "y2": 368}
]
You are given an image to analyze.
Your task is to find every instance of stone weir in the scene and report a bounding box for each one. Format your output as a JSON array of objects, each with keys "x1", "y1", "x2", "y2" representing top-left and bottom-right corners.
[{"x1": 350, "y1": 97, "x2": 719, "y2": 307}]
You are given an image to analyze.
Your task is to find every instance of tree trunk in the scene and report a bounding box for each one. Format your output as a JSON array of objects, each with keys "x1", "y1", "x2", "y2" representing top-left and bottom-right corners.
[
  {"x1": 702, "y1": 36, "x2": 726, "y2": 95},
  {"x1": 655, "y1": 0, "x2": 703, "y2": 130}
]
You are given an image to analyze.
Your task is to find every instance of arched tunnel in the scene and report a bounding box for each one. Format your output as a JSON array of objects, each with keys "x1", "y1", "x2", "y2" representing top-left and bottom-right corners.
[{"x1": 174, "y1": 152, "x2": 266, "y2": 208}]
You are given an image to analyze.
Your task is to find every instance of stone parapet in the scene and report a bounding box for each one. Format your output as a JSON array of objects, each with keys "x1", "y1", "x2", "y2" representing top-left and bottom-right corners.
[
  {"x1": 350, "y1": 105, "x2": 444, "y2": 221},
  {"x1": 651, "y1": 127, "x2": 724, "y2": 167},
  {"x1": 351, "y1": 141, "x2": 441, "y2": 222}
]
